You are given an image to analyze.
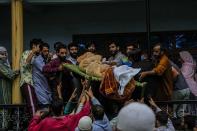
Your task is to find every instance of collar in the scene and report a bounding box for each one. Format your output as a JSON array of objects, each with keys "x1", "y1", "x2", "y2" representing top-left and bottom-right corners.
[{"x1": 67, "y1": 55, "x2": 77, "y2": 64}]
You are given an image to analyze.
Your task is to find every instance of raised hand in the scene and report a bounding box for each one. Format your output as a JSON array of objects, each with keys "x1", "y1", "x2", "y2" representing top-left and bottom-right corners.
[
  {"x1": 85, "y1": 94, "x2": 90, "y2": 102},
  {"x1": 139, "y1": 72, "x2": 147, "y2": 81},
  {"x1": 85, "y1": 87, "x2": 94, "y2": 99},
  {"x1": 58, "y1": 64, "x2": 64, "y2": 71},
  {"x1": 148, "y1": 97, "x2": 158, "y2": 108},
  {"x1": 69, "y1": 88, "x2": 77, "y2": 102},
  {"x1": 137, "y1": 97, "x2": 144, "y2": 103},
  {"x1": 81, "y1": 79, "x2": 89, "y2": 89},
  {"x1": 124, "y1": 99, "x2": 135, "y2": 106}
]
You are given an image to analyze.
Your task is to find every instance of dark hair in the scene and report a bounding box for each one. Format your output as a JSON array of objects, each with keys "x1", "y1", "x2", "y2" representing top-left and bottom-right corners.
[
  {"x1": 129, "y1": 48, "x2": 141, "y2": 62},
  {"x1": 54, "y1": 42, "x2": 64, "y2": 51},
  {"x1": 51, "y1": 99, "x2": 64, "y2": 116},
  {"x1": 86, "y1": 41, "x2": 95, "y2": 48},
  {"x1": 106, "y1": 40, "x2": 119, "y2": 47},
  {"x1": 40, "y1": 43, "x2": 50, "y2": 51},
  {"x1": 92, "y1": 104, "x2": 104, "y2": 120},
  {"x1": 30, "y1": 38, "x2": 43, "y2": 49},
  {"x1": 153, "y1": 43, "x2": 168, "y2": 56},
  {"x1": 156, "y1": 111, "x2": 168, "y2": 126},
  {"x1": 141, "y1": 50, "x2": 150, "y2": 59},
  {"x1": 184, "y1": 115, "x2": 196, "y2": 129},
  {"x1": 153, "y1": 43, "x2": 165, "y2": 51},
  {"x1": 68, "y1": 42, "x2": 78, "y2": 50},
  {"x1": 125, "y1": 40, "x2": 138, "y2": 49},
  {"x1": 56, "y1": 44, "x2": 67, "y2": 53}
]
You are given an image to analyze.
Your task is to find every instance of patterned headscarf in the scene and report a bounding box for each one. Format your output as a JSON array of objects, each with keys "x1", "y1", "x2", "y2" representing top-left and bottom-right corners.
[
  {"x1": 0, "y1": 46, "x2": 10, "y2": 67},
  {"x1": 179, "y1": 51, "x2": 197, "y2": 96},
  {"x1": 180, "y1": 51, "x2": 196, "y2": 64}
]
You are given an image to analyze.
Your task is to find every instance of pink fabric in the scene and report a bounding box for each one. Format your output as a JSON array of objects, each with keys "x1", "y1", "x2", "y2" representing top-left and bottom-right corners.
[
  {"x1": 180, "y1": 51, "x2": 197, "y2": 96},
  {"x1": 28, "y1": 102, "x2": 91, "y2": 131}
]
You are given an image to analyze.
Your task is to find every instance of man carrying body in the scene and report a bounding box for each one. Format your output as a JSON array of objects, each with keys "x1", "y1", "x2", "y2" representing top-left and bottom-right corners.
[
  {"x1": 67, "y1": 42, "x2": 79, "y2": 65},
  {"x1": 43, "y1": 44, "x2": 73, "y2": 102},
  {"x1": 139, "y1": 43, "x2": 173, "y2": 101}
]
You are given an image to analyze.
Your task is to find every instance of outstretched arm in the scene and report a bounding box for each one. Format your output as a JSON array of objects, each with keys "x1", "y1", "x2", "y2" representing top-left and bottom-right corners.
[{"x1": 0, "y1": 62, "x2": 18, "y2": 79}]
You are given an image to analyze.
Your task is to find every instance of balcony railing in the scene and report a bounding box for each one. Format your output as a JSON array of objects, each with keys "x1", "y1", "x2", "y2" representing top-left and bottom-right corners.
[{"x1": 0, "y1": 100, "x2": 196, "y2": 130}]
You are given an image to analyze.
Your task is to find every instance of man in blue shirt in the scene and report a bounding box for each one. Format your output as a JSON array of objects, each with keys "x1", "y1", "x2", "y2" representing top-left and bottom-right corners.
[
  {"x1": 32, "y1": 43, "x2": 52, "y2": 109},
  {"x1": 86, "y1": 87, "x2": 112, "y2": 131}
]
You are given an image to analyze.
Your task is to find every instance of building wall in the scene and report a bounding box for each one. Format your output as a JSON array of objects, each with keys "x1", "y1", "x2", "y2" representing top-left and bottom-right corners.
[{"x1": 0, "y1": 0, "x2": 197, "y2": 60}]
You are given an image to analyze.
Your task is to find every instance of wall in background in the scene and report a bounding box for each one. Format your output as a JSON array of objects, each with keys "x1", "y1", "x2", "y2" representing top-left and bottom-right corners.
[{"x1": 0, "y1": 0, "x2": 197, "y2": 60}]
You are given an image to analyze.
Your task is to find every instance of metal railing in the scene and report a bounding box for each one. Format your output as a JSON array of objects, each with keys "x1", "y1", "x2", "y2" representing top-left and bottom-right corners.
[
  {"x1": 0, "y1": 104, "x2": 30, "y2": 130},
  {"x1": 0, "y1": 100, "x2": 196, "y2": 130}
]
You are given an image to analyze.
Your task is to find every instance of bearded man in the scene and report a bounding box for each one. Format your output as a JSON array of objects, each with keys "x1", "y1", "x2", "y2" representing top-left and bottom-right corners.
[
  {"x1": 139, "y1": 43, "x2": 173, "y2": 101},
  {"x1": 43, "y1": 44, "x2": 73, "y2": 102},
  {"x1": 107, "y1": 40, "x2": 126, "y2": 66}
]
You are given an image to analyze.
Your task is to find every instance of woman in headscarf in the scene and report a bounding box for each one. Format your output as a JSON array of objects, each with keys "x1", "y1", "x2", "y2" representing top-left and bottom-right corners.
[
  {"x1": 179, "y1": 51, "x2": 197, "y2": 96},
  {"x1": 0, "y1": 46, "x2": 18, "y2": 104},
  {"x1": 179, "y1": 51, "x2": 197, "y2": 115}
]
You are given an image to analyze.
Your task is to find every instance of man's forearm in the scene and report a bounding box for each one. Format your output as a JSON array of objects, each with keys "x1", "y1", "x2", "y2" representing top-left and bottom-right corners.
[
  {"x1": 91, "y1": 97, "x2": 101, "y2": 105},
  {"x1": 146, "y1": 70, "x2": 156, "y2": 76},
  {"x1": 76, "y1": 103, "x2": 84, "y2": 113}
]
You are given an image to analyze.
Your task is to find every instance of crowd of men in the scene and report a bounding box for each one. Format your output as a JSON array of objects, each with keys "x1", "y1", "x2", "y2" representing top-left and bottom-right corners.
[{"x1": 0, "y1": 38, "x2": 197, "y2": 130}]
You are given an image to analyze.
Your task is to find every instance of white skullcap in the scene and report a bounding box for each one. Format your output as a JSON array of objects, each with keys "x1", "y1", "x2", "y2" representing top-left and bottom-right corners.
[
  {"x1": 117, "y1": 102, "x2": 155, "y2": 131},
  {"x1": 78, "y1": 116, "x2": 92, "y2": 131}
]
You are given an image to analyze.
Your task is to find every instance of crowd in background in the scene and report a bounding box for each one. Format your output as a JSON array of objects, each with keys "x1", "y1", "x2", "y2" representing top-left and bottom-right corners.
[{"x1": 0, "y1": 38, "x2": 197, "y2": 130}]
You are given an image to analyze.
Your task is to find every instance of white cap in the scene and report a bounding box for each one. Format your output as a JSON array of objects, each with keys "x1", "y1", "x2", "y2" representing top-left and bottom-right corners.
[
  {"x1": 78, "y1": 116, "x2": 92, "y2": 130},
  {"x1": 117, "y1": 102, "x2": 155, "y2": 131}
]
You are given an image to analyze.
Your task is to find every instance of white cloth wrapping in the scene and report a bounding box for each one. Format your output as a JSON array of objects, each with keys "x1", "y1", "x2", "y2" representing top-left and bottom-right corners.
[{"x1": 113, "y1": 65, "x2": 141, "y2": 95}]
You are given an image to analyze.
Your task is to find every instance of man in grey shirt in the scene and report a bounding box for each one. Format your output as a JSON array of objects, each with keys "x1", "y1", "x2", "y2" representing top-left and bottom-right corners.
[
  {"x1": 105, "y1": 40, "x2": 126, "y2": 66},
  {"x1": 66, "y1": 42, "x2": 78, "y2": 65},
  {"x1": 171, "y1": 61, "x2": 190, "y2": 118},
  {"x1": 66, "y1": 42, "x2": 82, "y2": 99}
]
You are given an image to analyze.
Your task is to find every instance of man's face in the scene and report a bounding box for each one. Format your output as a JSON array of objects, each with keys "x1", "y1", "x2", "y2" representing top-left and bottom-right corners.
[
  {"x1": 153, "y1": 45, "x2": 161, "y2": 59},
  {"x1": 57, "y1": 48, "x2": 67, "y2": 61},
  {"x1": 126, "y1": 45, "x2": 135, "y2": 56},
  {"x1": 69, "y1": 46, "x2": 78, "y2": 58},
  {"x1": 41, "y1": 47, "x2": 49, "y2": 58},
  {"x1": 88, "y1": 44, "x2": 96, "y2": 53},
  {"x1": 33, "y1": 44, "x2": 41, "y2": 55},
  {"x1": 109, "y1": 43, "x2": 119, "y2": 56}
]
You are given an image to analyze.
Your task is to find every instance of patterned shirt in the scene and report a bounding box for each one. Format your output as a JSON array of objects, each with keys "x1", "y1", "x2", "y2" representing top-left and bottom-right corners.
[
  {"x1": 0, "y1": 59, "x2": 17, "y2": 104},
  {"x1": 20, "y1": 50, "x2": 35, "y2": 87},
  {"x1": 66, "y1": 55, "x2": 77, "y2": 65},
  {"x1": 108, "y1": 52, "x2": 126, "y2": 66},
  {"x1": 0, "y1": 59, "x2": 16, "y2": 80}
]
